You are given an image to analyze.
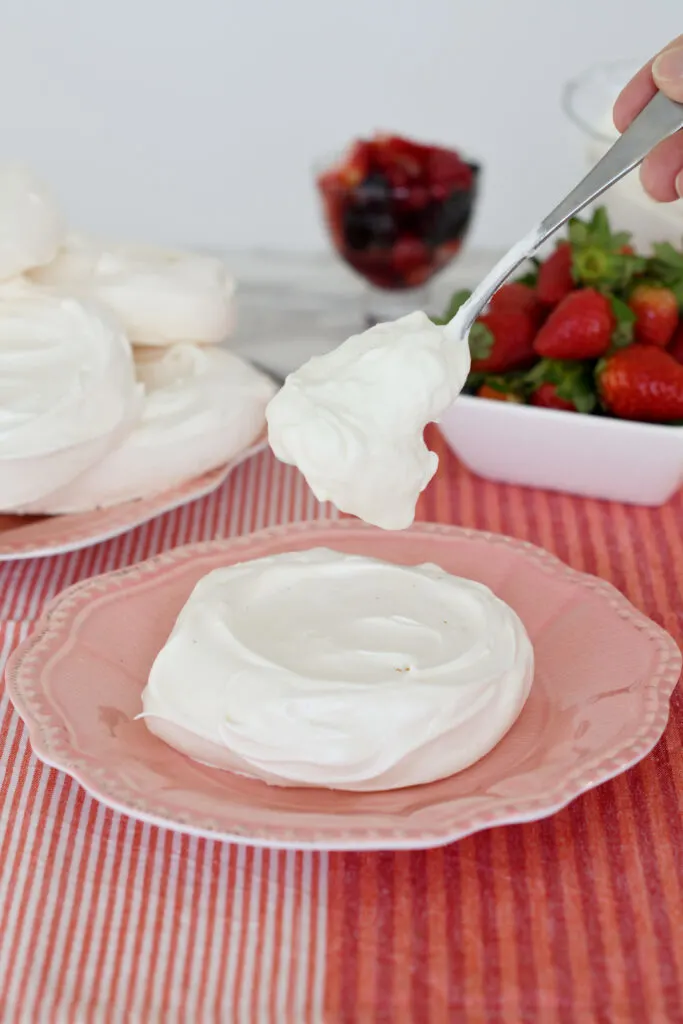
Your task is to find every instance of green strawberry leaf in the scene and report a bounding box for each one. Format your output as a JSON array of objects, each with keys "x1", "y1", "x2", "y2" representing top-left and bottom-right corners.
[
  {"x1": 651, "y1": 242, "x2": 683, "y2": 270},
  {"x1": 480, "y1": 375, "x2": 510, "y2": 394},
  {"x1": 431, "y1": 288, "x2": 472, "y2": 325},
  {"x1": 568, "y1": 218, "x2": 589, "y2": 248},
  {"x1": 594, "y1": 358, "x2": 610, "y2": 411},
  {"x1": 585, "y1": 207, "x2": 631, "y2": 250},
  {"x1": 646, "y1": 243, "x2": 683, "y2": 309},
  {"x1": 525, "y1": 360, "x2": 552, "y2": 388},
  {"x1": 471, "y1": 370, "x2": 530, "y2": 400},
  {"x1": 525, "y1": 358, "x2": 597, "y2": 414},
  {"x1": 573, "y1": 245, "x2": 611, "y2": 285},
  {"x1": 518, "y1": 257, "x2": 541, "y2": 288},
  {"x1": 569, "y1": 207, "x2": 619, "y2": 248},
  {"x1": 558, "y1": 375, "x2": 597, "y2": 414},
  {"x1": 589, "y1": 207, "x2": 611, "y2": 246},
  {"x1": 464, "y1": 371, "x2": 486, "y2": 393},
  {"x1": 615, "y1": 253, "x2": 647, "y2": 290},
  {"x1": 609, "y1": 295, "x2": 635, "y2": 349},
  {"x1": 442, "y1": 288, "x2": 472, "y2": 322},
  {"x1": 573, "y1": 248, "x2": 645, "y2": 290},
  {"x1": 469, "y1": 321, "x2": 494, "y2": 361},
  {"x1": 568, "y1": 206, "x2": 643, "y2": 290}
]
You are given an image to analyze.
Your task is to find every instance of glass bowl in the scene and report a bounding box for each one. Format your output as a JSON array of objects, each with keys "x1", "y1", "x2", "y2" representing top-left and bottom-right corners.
[
  {"x1": 562, "y1": 60, "x2": 683, "y2": 251},
  {"x1": 562, "y1": 58, "x2": 638, "y2": 144},
  {"x1": 316, "y1": 136, "x2": 480, "y2": 324}
]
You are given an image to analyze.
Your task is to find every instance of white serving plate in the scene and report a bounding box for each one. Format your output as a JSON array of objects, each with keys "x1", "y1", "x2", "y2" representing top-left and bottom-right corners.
[{"x1": 440, "y1": 396, "x2": 683, "y2": 505}]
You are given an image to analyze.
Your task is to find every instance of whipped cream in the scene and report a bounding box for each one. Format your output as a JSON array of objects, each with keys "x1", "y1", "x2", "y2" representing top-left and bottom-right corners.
[
  {"x1": 32, "y1": 235, "x2": 235, "y2": 346},
  {"x1": 0, "y1": 291, "x2": 141, "y2": 510},
  {"x1": 25, "y1": 343, "x2": 275, "y2": 513},
  {"x1": 266, "y1": 312, "x2": 471, "y2": 530},
  {"x1": 0, "y1": 166, "x2": 65, "y2": 281},
  {"x1": 140, "y1": 548, "x2": 533, "y2": 791}
]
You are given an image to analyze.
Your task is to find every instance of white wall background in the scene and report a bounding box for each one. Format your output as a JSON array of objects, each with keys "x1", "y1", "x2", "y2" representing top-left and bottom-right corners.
[{"x1": 1, "y1": 0, "x2": 680, "y2": 252}]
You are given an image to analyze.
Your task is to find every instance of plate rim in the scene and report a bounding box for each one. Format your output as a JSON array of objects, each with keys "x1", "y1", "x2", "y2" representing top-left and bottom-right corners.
[
  {"x1": 5, "y1": 518, "x2": 682, "y2": 850},
  {"x1": 0, "y1": 439, "x2": 267, "y2": 561}
]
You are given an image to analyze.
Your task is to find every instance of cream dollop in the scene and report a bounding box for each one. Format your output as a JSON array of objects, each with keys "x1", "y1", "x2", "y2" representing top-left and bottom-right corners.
[
  {"x1": 32, "y1": 236, "x2": 235, "y2": 346},
  {"x1": 140, "y1": 548, "x2": 533, "y2": 791},
  {"x1": 0, "y1": 166, "x2": 65, "y2": 281},
  {"x1": 265, "y1": 311, "x2": 470, "y2": 530},
  {"x1": 0, "y1": 292, "x2": 141, "y2": 510},
  {"x1": 25, "y1": 343, "x2": 275, "y2": 512}
]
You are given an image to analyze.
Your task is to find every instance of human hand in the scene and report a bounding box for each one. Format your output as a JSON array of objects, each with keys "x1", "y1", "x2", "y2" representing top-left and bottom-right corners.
[{"x1": 614, "y1": 36, "x2": 683, "y2": 201}]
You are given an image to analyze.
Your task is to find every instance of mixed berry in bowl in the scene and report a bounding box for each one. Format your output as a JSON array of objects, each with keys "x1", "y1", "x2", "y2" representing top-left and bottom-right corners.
[{"x1": 317, "y1": 134, "x2": 479, "y2": 293}]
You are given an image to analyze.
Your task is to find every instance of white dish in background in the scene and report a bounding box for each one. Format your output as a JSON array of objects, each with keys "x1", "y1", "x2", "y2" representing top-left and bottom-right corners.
[
  {"x1": 440, "y1": 396, "x2": 683, "y2": 506},
  {"x1": 563, "y1": 60, "x2": 683, "y2": 252}
]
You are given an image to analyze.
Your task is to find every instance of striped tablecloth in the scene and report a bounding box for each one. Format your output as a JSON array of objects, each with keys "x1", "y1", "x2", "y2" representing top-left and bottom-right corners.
[{"x1": 1, "y1": 429, "x2": 682, "y2": 1023}]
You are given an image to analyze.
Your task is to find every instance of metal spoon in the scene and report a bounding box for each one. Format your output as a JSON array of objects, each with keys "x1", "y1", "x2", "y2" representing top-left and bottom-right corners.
[{"x1": 444, "y1": 90, "x2": 683, "y2": 343}]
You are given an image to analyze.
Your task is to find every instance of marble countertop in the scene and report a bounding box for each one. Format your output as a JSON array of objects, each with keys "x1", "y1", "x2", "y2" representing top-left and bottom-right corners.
[{"x1": 222, "y1": 247, "x2": 501, "y2": 378}]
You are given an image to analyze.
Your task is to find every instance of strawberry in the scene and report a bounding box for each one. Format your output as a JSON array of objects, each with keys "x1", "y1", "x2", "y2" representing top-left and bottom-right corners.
[
  {"x1": 530, "y1": 383, "x2": 578, "y2": 412},
  {"x1": 470, "y1": 309, "x2": 536, "y2": 373},
  {"x1": 390, "y1": 237, "x2": 430, "y2": 282},
  {"x1": 426, "y1": 146, "x2": 473, "y2": 192},
  {"x1": 477, "y1": 383, "x2": 522, "y2": 403},
  {"x1": 489, "y1": 282, "x2": 543, "y2": 323},
  {"x1": 598, "y1": 345, "x2": 683, "y2": 422},
  {"x1": 525, "y1": 358, "x2": 597, "y2": 413},
  {"x1": 338, "y1": 140, "x2": 371, "y2": 187},
  {"x1": 668, "y1": 322, "x2": 683, "y2": 365},
  {"x1": 629, "y1": 283, "x2": 679, "y2": 347},
  {"x1": 371, "y1": 135, "x2": 424, "y2": 187},
  {"x1": 534, "y1": 289, "x2": 615, "y2": 360},
  {"x1": 646, "y1": 242, "x2": 683, "y2": 308},
  {"x1": 536, "y1": 243, "x2": 574, "y2": 305}
]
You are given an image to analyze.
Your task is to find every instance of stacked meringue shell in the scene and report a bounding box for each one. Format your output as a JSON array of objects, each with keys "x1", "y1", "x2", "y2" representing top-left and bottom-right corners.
[{"x1": 0, "y1": 166, "x2": 275, "y2": 515}]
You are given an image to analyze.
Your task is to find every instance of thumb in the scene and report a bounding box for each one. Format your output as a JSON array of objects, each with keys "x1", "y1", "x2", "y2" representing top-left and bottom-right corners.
[{"x1": 653, "y1": 42, "x2": 683, "y2": 102}]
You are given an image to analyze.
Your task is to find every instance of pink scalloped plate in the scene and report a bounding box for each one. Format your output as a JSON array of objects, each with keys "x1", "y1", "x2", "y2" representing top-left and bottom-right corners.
[
  {"x1": 0, "y1": 440, "x2": 266, "y2": 561},
  {"x1": 5, "y1": 520, "x2": 681, "y2": 850}
]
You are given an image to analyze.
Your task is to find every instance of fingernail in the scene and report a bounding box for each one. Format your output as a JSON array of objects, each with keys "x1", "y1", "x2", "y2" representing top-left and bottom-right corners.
[
  {"x1": 653, "y1": 46, "x2": 683, "y2": 81},
  {"x1": 675, "y1": 170, "x2": 683, "y2": 200}
]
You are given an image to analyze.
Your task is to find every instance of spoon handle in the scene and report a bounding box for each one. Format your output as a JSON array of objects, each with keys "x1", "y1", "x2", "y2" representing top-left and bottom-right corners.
[{"x1": 445, "y1": 91, "x2": 683, "y2": 341}]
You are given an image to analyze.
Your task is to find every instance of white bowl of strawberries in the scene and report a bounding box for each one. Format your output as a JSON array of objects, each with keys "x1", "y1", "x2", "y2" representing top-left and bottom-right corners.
[{"x1": 439, "y1": 208, "x2": 683, "y2": 505}]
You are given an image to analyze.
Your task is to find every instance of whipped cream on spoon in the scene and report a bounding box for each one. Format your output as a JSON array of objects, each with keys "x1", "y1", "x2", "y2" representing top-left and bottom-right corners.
[{"x1": 267, "y1": 310, "x2": 470, "y2": 530}]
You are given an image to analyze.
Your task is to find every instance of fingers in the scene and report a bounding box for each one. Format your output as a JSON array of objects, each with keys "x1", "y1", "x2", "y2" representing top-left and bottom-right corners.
[
  {"x1": 613, "y1": 35, "x2": 683, "y2": 132},
  {"x1": 613, "y1": 36, "x2": 683, "y2": 202},
  {"x1": 613, "y1": 61, "x2": 657, "y2": 133},
  {"x1": 640, "y1": 131, "x2": 683, "y2": 201},
  {"x1": 653, "y1": 42, "x2": 683, "y2": 102}
]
